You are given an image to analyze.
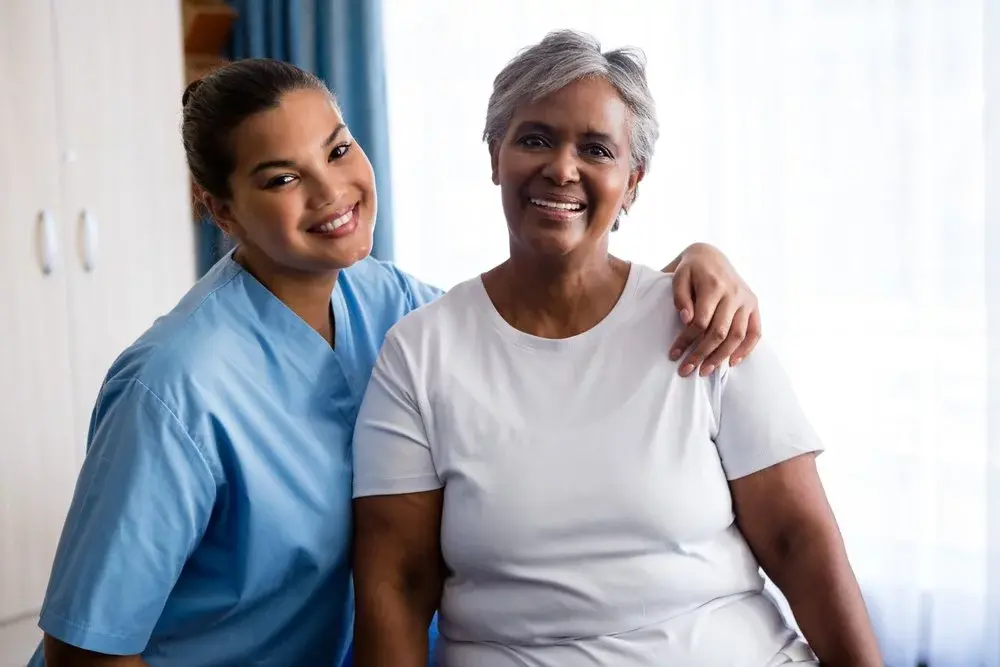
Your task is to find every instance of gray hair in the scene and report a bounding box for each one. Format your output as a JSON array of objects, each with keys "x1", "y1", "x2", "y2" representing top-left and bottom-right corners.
[{"x1": 482, "y1": 29, "x2": 659, "y2": 174}]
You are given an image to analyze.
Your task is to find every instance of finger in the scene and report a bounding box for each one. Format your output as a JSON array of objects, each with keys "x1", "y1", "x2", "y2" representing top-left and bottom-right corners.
[
  {"x1": 672, "y1": 268, "x2": 695, "y2": 325},
  {"x1": 670, "y1": 322, "x2": 701, "y2": 364},
  {"x1": 673, "y1": 281, "x2": 724, "y2": 367},
  {"x1": 730, "y1": 309, "x2": 762, "y2": 366},
  {"x1": 680, "y1": 295, "x2": 738, "y2": 376},
  {"x1": 700, "y1": 306, "x2": 750, "y2": 372},
  {"x1": 689, "y1": 276, "x2": 724, "y2": 336},
  {"x1": 669, "y1": 270, "x2": 695, "y2": 361}
]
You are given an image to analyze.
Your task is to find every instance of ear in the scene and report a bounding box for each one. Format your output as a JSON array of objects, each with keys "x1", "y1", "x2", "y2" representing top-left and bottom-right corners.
[
  {"x1": 489, "y1": 141, "x2": 500, "y2": 186},
  {"x1": 203, "y1": 193, "x2": 242, "y2": 239},
  {"x1": 623, "y1": 166, "x2": 646, "y2": 212}
]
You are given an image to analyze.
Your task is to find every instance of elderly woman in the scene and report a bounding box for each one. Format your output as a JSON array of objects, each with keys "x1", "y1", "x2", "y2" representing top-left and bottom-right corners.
[{"x1": 350, "y1": 30, "x2": 882, "y2": 667}]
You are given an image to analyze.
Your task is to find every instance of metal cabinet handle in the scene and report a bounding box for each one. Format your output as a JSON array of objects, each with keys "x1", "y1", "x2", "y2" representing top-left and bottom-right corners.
[
  {"x1": 35, "y1": 210, "x2": 59, "y2": 275},
  {"x1": 79, "y1": 209, "x2": 99, "y2": 272}
]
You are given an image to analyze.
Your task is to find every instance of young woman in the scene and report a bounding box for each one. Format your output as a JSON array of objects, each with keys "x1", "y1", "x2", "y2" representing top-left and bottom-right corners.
[
  {"x1": 29, "y1": 59, "x2": 762, "y2": 667},
  {"x1": 351, "y1": 31, "x2": 881, "y2": 667}
]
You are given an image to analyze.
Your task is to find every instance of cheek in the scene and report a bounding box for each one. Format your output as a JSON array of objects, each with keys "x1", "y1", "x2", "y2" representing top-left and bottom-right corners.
[
  {"x1": 592, "y1": 171, "x2": 631, "y2": 210},
  {"x1": 497, "y1": 148, "x2": 529, "y2": 192},
  {"x1": 499, "y1": 180, "x2": 525, "y2": 222},
  {"x1": 498, "y1": 170, "x2": 529, "y2": 211},
  {"x1": 236, "y1": 193, "x2": 305, "y2": 246},
  {"x1": 351, "y1": 151, "x2": 378, "y2": 202}
]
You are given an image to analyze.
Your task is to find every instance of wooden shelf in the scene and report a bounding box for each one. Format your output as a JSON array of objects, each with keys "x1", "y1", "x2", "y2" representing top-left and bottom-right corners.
[
  {"x1": 182, "y1": 1, "x2": 236, "y2": 56},
  {"x1": 180, "y1": 1, "x2": 237, "y2": 220},
  {"x1": 185, "y1": 52, "x2": 229, "y2": 84}
]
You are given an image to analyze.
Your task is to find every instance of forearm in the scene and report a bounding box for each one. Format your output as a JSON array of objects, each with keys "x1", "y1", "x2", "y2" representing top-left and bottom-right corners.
[
  {"x1": 763, "y1": 533, "x2": 881, "y2": 667},
  {"x1": 353, "y1": 579, "x2": 437, "y2": 667},
  {"x1": 43, "y1": 636, "x2": 148, "y2": 667}
]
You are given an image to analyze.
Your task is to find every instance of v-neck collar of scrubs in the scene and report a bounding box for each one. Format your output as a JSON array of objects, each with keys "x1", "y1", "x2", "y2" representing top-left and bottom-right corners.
[{"x1": 222, "y1": 251, "x2": 361, "y2": 410}]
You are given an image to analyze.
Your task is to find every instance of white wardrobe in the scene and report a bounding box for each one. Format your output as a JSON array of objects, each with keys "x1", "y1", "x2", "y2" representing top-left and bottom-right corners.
[{"x1": 0, "y1": 1, "x2": 197, "y2": 622}]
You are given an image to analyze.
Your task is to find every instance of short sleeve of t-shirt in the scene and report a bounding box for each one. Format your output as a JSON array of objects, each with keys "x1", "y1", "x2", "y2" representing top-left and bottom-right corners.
[
  {"x1": 37, "y1": 379, "x2": 217, "y2": 655},
  {"x1": 353, "y1": 333, "x2": 442, "y2": 498},
  {"x1": 711, "y1": 339, "x2": 825, "y2": 480}
]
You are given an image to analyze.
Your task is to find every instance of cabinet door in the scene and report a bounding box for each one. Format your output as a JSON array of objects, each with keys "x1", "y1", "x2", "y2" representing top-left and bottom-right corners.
[
  {"x1": 51, "y1": 0, "x2": 197, "y2": 444},
  {"x1": 0, "y1": 0, "x2": 80, "y2": 621}
]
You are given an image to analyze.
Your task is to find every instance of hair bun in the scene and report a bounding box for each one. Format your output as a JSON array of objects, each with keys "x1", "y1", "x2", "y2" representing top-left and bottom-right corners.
[{"x1": 182, "y1": 79, "x2": 204, "y2": 107}]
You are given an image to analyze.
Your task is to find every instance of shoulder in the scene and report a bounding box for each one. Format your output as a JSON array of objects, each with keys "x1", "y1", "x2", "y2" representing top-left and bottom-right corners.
[
  {"x1": 383, "y1": 276, "x2": 482, "y2": 348},
  {"x1": 338, "y1": 256, "x2": 443, "y2": 315},
  {"x1": 92, "y1": 327, "x2": 230, "y2": 483},
  {"x1": 714, "y1": 337, "x2": 795, "y2": 401},
  {"x1": 630, "y1": 263, "x2": 677, "y2": 304},
  {"x1": 96, "y1": 261, "x2": 256, "y2": 450},
  {"x1": 106, "y1": 261, "x2": 245, "y2": 387},
  {"x1": 369, "y1": 276, "x2": 484, "y2": 388},
  {"x1": 711, "y1": 338, "x2": 825, "y2": 478},
  {"x1": 608, "y1": 263, "x2": 685, "y2": 341}
]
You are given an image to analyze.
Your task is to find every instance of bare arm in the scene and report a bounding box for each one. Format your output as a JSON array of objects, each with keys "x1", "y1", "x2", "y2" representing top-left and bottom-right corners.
[
  {"x1": 43, "y1": 636, "x2": 148, "y2": 667},
  {"x1": 729, "y1": 454, "x2": 882, "y2": 666},
  {"x1": 352, "y1": 490, "x2": 445, "y2": 667}
]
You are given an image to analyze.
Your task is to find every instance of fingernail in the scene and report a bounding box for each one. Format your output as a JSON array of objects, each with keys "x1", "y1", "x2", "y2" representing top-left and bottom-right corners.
[
  {"x1": 681, "y1": 363, "x2": 695, "y2": 376},
  {"x1": 670, "y1": 349, "x2": 682, "y2": 361},
  {"x1": 681, "y1": 309, "x2": 693, "y2": 323},
  {"x1": 702, "y1": 364, "x2": 715, "y2": 376},
  {"x1": 731, "y1": 357, "x2": 742, "y2": 367}
]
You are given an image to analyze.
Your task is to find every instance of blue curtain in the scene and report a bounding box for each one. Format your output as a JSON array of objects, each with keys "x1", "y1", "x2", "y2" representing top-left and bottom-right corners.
[{"x1": 197, "y1": 0, "x2": 395, "y2": 275}]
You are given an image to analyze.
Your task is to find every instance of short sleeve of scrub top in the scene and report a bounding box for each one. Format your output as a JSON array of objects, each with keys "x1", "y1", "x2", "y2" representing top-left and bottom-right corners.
[
  {"x1": 37, "y1": 378, "x2": 217, "y2": 656},
  {"x1": 711, "y1": 339, "x2": 826, "y2": 481}
]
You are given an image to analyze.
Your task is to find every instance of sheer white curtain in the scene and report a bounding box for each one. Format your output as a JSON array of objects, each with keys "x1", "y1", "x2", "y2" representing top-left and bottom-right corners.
[{"x1": 383, "y1": 2, "x2": 996, "y2": 664}]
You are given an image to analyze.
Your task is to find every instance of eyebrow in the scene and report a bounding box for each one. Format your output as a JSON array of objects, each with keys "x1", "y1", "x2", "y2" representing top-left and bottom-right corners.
[
  {"x1": 513, "y1": 121, "x2": 618, "y2": 146},
  {"x1": 249, "y1": 123, "x2": 347, "y2": 176}
]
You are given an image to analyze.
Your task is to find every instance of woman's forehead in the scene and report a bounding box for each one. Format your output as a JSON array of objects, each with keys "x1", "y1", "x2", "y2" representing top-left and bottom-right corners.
[
  {"x1": 231, "y1": 89, "x2": 344, "y2": 162},
  {"x1": 511, "y1": 78, "x2": 629, "y2": 139}
]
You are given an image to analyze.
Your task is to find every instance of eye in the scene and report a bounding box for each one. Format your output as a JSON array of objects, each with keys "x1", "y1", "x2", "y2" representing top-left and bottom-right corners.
[
  {"x1": 516, "y1": 134, "x2": 550, "y2": 149},
  {"x1": 583, "y1": 144, "x2": 614, "y2": 160},
  {"x1": 264, "y1": 174, "x2": 297, "y2": 189},
  {"x1": 329, "y1": 142, "x2": 352, "y2": 161}
]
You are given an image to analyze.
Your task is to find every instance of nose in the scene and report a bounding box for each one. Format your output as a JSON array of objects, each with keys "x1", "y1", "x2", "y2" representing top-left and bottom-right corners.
[
  {"x1": 540, "y1": 145, "x2": 580, "y2": 186},
  {"x1": 307, "y1": 171, "x2": 346, "y2": 210}
]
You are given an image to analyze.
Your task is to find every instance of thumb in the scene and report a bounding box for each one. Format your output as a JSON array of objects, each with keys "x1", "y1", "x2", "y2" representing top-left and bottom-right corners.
[{"x1": 672, "y1": 268, "x2": 695, "y2": 324}]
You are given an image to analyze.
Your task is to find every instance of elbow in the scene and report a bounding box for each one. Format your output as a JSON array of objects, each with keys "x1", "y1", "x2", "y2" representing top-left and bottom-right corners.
[
  {"x1": 759, "y1": 520, "x2": 855, "y2": 603},
  {"x1": 354, "y1": 552, "x2": 443, "y2": 625},
  {"x1": 767, "y1": 522, "x2": 805, "y2": 566},
  {"x1": 400, "y1": 557, "x2": 444, "y2": 621},
  {"x1": 352, "y1": 493, "x2": 445, "y2": 628},
  {"x1": 752, "y1": 518, "x2": 831, "y2": 580}
]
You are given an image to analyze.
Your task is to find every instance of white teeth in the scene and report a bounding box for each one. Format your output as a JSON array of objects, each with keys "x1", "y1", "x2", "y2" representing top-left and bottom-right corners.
[
  {"x1": 313, "y1": 207, "x2": 354, "y2": 233},
  {"x1": 530, "y1": 198, "x2": 583, "y2": 211}
]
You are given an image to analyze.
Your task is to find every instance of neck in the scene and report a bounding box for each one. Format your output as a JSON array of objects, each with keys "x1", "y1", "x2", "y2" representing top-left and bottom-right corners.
[
  {"x1": 234, "y1": 245, "x2": 338, "y2": 346},
  {"x1": 485, "y1": 241, "x2": 630, "y2": 339}
]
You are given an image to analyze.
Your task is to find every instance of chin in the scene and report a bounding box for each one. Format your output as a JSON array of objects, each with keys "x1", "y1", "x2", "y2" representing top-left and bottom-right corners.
[
  {"x1": 318, "y1": 242, "x2": 374, "y2": 271},
  {"x1": 517, "y1": 228, "x2": 584, "y2": 257},
  {"x1": 345, "y1": 222, "x2": 376, "y2": 261}
]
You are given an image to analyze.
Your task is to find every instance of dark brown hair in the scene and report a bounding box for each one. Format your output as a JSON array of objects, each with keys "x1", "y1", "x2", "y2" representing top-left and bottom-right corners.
[{"x1": 181, "y1": 58, "x2": 328, "y2": 199}]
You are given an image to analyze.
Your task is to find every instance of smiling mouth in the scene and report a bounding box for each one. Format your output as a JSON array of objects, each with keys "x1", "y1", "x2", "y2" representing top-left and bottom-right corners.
[
  {"x1": 528, "y1": 197, "x2": 587, "y2": 220},
  {"x1": 308, "y1": 204, "x2": 357, "y2": 234},
  {"x1": 529, "y1": 197, "x2": 586, "y2": 212}
]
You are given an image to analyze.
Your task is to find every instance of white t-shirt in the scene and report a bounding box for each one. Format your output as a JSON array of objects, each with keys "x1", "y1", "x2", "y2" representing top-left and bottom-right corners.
[{"x1": 353, "y1": 264, "x2": 824, "y2": 667}]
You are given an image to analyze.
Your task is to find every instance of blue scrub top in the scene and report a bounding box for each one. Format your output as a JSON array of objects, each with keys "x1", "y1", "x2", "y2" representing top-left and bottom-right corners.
[{"x1": 27, "y1": 251, "x2": 442, "y2": 667}]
